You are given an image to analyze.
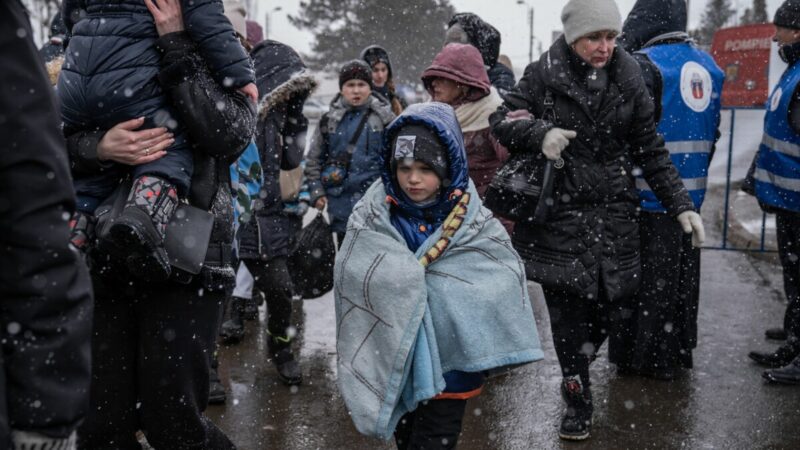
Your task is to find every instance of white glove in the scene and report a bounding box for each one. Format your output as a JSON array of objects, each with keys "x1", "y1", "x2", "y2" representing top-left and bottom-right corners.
[
  {"x1": 542, "y1": 128, "x2": 577, "y2": 161},
  {"x1": 677, "y1": 211, "x2": 705, "y2": 248}
]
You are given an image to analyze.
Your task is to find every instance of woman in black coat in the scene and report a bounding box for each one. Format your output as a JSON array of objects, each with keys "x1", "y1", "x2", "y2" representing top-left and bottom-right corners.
[
  {"x1": 64, "y1": 1, "x2": 254, "y2": 447},
  {"x1": 489, "y1": 0, "x2": 703, "y2": 441}
]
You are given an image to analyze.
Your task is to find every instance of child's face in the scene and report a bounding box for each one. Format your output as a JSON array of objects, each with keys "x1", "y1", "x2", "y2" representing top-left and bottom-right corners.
[
  {"x1": 396, "y1": 161, "x2": 441, "y2": 204},
  {"x1": 341, "y1": 80, "x2": 371, "y2": 106},
  {"x1": 371, "y1": 62, "x2": 389, "y2": 88}
]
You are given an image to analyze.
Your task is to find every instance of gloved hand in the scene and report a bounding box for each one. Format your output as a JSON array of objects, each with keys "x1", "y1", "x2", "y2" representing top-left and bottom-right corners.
[
  {"x1": 542, "y1": 128, "x2": 577, "y2": 161},
  {"x1": 677, "y1": 211, "x2": 706, "y2": 248}
]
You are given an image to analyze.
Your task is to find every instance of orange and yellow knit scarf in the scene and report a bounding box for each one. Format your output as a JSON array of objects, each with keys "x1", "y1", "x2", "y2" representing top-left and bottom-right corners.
[{"x1": 418, "y1": 192, "x2": 470, "y2": 267}]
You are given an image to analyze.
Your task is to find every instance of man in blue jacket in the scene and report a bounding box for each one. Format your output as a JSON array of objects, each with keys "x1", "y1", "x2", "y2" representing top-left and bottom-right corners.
[
  {"x1": 747, "y1": 0, "x2": 800, "y2": 384},
  {"x1": 620, "y1": 0, "x2": 724, "y2": 379}
]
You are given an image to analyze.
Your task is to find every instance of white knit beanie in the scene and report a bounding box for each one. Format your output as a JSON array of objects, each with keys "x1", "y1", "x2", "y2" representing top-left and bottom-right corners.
[
  {"x1": 561, "y1": 0, "x2": 622, "y2": 44},
  {"x1": 223, "y1": 0, "x2": 247, "y2": 40}
]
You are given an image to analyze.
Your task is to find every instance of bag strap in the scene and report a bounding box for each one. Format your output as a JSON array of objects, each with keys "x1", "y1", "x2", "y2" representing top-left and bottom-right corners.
[
  {"x1": 345, "y1": 110, "x2": 372, "y2": 155},
  {"x1": 543, "y1": 89, "x2": 557, "y2": 123}
]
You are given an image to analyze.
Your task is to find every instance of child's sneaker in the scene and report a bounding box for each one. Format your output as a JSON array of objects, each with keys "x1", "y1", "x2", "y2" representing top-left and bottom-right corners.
[{"x1": 105, "y1": 175, "x2": 177, "y2": 282}]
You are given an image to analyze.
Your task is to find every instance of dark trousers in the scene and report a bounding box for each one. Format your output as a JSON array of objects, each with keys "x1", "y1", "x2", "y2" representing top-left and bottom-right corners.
[
  {"x1": 543, "y1": 284, "x2": 635, "y2": 384},
  {"x1": 777, "y1": 211, "x2": 800, "y2": 339},
  {"x1": 242, "y1": 256, "x2": 294, "y2": 339},
  {"x1": 394, "y1": 399, "x2": 467, "y2": 450},
  {"x1": 79, "y1": 276, "x2": 235, "y2": 450},
  {"x1": 632, "y1": 212, "x2": 700, "y2": 372}
]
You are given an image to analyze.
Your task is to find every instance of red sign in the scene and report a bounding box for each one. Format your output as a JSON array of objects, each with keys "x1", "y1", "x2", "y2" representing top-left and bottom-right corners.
[{"x1": 711, "y1": 24, "x2": 775, "y2": 108}]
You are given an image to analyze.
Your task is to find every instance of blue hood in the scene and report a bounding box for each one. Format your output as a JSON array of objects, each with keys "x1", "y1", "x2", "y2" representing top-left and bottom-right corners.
[{"x1": 381, "y1": 102, "x2": 469, "y2": 217}]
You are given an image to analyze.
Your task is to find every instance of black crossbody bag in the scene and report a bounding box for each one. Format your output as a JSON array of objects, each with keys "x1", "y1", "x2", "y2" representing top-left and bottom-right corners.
[
  {"x1": 320, "y1": 111, "x2": 372, "y2": 188},
  {"x1": 484, "y1": 89, "x2": 562, "y2": 224}
]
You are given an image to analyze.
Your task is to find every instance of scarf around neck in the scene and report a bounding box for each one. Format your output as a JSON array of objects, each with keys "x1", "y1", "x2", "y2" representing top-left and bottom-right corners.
[{"x1": 454, "y1": 87, "x2": 504, "y2": 133}]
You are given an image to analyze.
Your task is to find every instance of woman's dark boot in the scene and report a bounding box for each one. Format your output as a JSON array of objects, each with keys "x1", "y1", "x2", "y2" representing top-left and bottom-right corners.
[
  {"x1": 105, "y1": 175, "x2": 177, "y2": 281},
  {"x1": 559, "y1": 375, "x2": 593, "y2": 441},
  {"x1": 220, "y1": 296, "x2": 246, "y2": 344},
  {"x1": 268, "y1": 336, "x2": 302, "y2": 386}
]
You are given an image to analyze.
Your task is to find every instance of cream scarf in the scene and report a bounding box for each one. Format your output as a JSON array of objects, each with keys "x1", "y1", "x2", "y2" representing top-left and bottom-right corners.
[{"x1": 455, "y1": 87, "x2": 504, "y2": 133}]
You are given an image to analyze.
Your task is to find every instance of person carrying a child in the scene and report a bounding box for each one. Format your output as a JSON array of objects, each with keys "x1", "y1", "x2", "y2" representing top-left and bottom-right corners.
[
  {"x1": 334, "y1": 102, "x2": 543, "y2": 449},
  {"x1": 305, "y1": 60, "x2": 395, "y2": 245},
  {"x1": 59, "y1": 0, "x2": 257, "y2": 281}
]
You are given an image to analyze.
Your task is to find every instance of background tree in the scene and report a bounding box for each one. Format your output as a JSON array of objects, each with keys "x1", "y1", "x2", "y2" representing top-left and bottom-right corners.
[
  {"x1": 740, "y1": 0, "x2": 769, "y2": 25},
  {"x1": 22, "y1": 0, "x2": 61, "y2": 46},
  {"x1": 289, "y1": 0, "x2": 456, "y2": 84},
  {"x1": 691, "y1": 0, "x2": 736, "y2": 47}
]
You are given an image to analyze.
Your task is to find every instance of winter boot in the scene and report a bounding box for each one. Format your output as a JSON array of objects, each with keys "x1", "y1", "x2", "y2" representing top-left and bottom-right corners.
[
  {"x1": 68, "y1": 210, "x2": 95, "y2": 253},
  {"x1": 766, "y1": 327, "x2": 788, "y2": 341},
  {"x1": 748, "y1": 340, "x2": 800, "y2": 368},
  {"x1": 208, "y1": 366, "x2": 226, "y2": 405},
  {"x1": 559, "y1": 375, "x2": 593, "y2": 441},
  {"x1": 268, "y1": 336, "x2": 302, "y2": 386},
  {"x1": 105, "y1": 175, "x2": 177, "y2": 281},
  {"x1": 243, "y1": 290, "x2": 263, "y2": 321},
  {"x1": 763, "y1": 354, "x2": 800, "y2": 385},
  {"x1": 220, "y1": 296, "x2": 246, "y2": 344}
]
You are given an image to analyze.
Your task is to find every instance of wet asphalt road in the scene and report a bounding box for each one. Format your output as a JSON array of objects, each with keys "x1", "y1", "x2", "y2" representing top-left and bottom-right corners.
[
  {"x1": 205, "y1": 193, "x2": 800, "y2": 449},
  {"x1": 206, "y1": 246, "x2": 800, "y2": 450}
]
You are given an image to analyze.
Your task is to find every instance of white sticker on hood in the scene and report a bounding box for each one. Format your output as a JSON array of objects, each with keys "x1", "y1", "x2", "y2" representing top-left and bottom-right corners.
[{"x1": 394, "y1": 135, "x2": 416, "y2": 159}]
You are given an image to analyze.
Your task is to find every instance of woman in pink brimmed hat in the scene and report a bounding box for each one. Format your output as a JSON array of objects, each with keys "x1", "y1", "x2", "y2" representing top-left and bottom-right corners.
[{"x1": 421, "y1": 43, "x2": 512, "y2": 231}]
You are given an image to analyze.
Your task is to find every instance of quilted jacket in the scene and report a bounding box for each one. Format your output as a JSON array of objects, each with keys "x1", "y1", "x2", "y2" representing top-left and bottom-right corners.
[
  {"x1": 490, "y1": 36, "x2": 694, "y2": 301},
  {"x1": 59, "y1": 0, "x2": 254, "y2": 140}
]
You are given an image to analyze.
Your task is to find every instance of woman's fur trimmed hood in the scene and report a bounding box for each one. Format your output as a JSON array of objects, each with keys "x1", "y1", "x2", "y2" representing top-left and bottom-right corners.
[
  {"x1": 251, "y1": 40, "x2": 317, "y2": 118},
  {"x1": 257, "y1": 70, "x2": 318, "y2": 118}
]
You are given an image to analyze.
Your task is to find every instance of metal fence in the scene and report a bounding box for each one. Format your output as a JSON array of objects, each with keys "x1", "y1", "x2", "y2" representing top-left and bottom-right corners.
[{"x1": 705, "y1": 107, "x2": 777, "y2": 253}]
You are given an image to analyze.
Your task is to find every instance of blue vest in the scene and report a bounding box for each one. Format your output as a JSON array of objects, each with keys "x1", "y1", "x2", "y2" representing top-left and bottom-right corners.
[
  {"x1": 754, "y1": 62, "x2": 800, "y2": 213},
  {"x1": 636, "y1": 43, "x2": 724, "y2": 212}
]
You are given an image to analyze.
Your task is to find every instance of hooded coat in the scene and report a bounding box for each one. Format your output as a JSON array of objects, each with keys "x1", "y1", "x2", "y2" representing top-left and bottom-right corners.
[
  {"x1": 447, "y1": 13, "x2": 516, "y2": 96},
  {"x1": 490, "y1": 36, "x2": 694, "y2": 301},
  {"x1": 58, "y1": 0, "x2": 254, "y2": 140},
  {"x1": 305, "y1": 95, "x2": 395, "y2": 234},
  {"x1": 620, "y1": 0, "x2": 690, "y2": 122},
  {"x1": 360, "y1": 45, "x2": 407, "y2": 114},
  {"x1": 238, "y1": 40, "x2": 317, "y2": 261},
  {"x1": 422, "y1": 43, "x2": 509, "y2": 198},
  {"x1": 620, "y1": 0, "x2": 718, "y2": 373}
]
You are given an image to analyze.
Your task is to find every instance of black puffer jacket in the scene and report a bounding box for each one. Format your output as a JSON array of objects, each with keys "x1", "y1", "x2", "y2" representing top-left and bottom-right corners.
[
  {"x1": 59, "y1": 0, "x2": 254, "y2": 138},
  {"x1": 67, "y1": 31, "x2": 255, "y2": 288},
  {"x1": 239, "y1": 40, "x2": 316, "y2": 261},
  {"x1": 490, "y1": 36, "x2": 694, "y2": 301}
]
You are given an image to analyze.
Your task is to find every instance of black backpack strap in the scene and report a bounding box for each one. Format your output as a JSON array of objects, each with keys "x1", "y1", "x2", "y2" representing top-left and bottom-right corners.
[{"x1": 345, "y1": 110, "x2": 372, "y2": 155}]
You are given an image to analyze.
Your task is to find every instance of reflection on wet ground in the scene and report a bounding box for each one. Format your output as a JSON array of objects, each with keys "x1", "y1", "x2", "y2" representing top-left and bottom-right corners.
[{"x1": 207, "y1": 250, "x2": 800, "y2": 449}]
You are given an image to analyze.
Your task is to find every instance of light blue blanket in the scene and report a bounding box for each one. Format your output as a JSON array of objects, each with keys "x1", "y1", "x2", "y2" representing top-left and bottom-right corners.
[{"x1": 334, "y1": 179, "x2": 543, "y2": 440}]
